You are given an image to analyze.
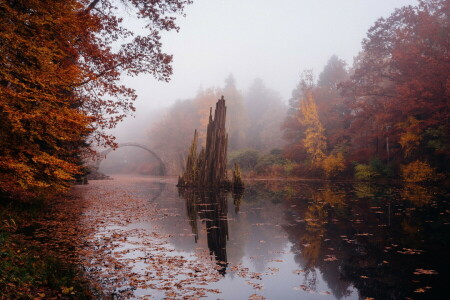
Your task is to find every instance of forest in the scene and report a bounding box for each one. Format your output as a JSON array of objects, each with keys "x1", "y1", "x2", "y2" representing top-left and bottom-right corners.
[{"x1": 0, "y1": 0, "x2": 449, "y2": 299}]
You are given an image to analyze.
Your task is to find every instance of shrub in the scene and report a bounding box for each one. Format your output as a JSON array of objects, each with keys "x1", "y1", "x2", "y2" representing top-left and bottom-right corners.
[
  {"x1": 354, "y1": 164, "x2": 379, "y2": 181},
  {"x1": 401, "y1": 160, "x2": 437, "y2": 183},
  {"x1": 354, "y1": 158, "x2": 393, "y2": 181},
  {"x1": 322, "y1": 153, "x2": 345, "y2": 178},
  {"x1": 369, "y1": 158, "x2": 393, "y2": 178},
  {"x1": 228, "y1": 149, "x2": 260, "y2": 170},
  {"x1": 246, "y1": 151, "x2": 297, "y2": 177}
]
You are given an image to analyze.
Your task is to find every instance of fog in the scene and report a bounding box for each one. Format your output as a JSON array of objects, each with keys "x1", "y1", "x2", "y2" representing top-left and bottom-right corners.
[{"x1": 101, "y1": 0, "x2": 419, "y2": 175}]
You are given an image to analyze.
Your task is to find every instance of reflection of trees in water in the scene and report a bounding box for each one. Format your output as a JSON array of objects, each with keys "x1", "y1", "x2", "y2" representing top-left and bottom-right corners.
[
  {"x1": 401, "y1": 183, "x2": 433, "y2": 206},
  {"x1": 179, "y1": 188, "x2": 243, "y2": 275},
  {"x1": 283, "y1": 185, "x2": 353, "y2": 297},
  {"x1": 280, "y1": 181, "x2": 447, "y2": 299}
]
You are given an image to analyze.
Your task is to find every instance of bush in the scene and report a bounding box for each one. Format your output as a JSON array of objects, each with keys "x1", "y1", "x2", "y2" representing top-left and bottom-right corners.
[
  {"x1": 354, "y1": 158, "x2": 393, "y2": 181},
  {"x1": 369, "y1": 158, "x2": 393, "y2": 178},
  {"x1": 322, "y1": 153, "x2": 345, "y2": 178},
  {"x1": 228, "y1": 149, "x2": 260, "y2": 170},
  {"x1": 401, "y1": 160, "x2": 437, "y2": 183},
  {"x1": 354, "y1": 164, "x2": 379, "y2": 181},
  {"x1": 255, "y1": 154, "x2": 285, "y2": 171},
  {"x1": 229, "y1": 149, "x2": 297, "y2": 177}
]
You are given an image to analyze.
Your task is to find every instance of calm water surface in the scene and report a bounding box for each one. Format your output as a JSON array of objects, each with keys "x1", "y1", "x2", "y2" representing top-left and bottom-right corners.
[{"x1": 77, "y1": 176, "x2": 449, "y2": 299}]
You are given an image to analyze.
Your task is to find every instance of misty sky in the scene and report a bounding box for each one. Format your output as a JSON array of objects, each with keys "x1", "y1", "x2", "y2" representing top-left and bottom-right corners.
[{"x1": 116, "y1": 0, "x2": 418, "y2": 140}]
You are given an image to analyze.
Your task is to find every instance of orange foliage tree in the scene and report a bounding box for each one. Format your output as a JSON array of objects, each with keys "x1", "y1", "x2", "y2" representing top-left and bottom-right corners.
[{"x1": 0, "y1": 0, "x2": 191, "y2": 199}]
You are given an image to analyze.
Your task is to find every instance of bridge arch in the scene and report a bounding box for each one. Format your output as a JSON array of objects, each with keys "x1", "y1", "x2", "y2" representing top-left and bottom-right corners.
[{"x1": 95, "y1": 142, "x2": 166, "y2": 175}]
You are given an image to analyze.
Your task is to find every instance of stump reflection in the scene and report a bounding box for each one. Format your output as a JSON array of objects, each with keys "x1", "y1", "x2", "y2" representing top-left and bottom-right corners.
[{"x1": 178, "y1": 188, "x2": 243, "y2": 275}]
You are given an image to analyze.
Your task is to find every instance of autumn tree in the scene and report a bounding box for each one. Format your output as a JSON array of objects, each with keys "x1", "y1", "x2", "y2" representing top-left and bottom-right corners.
[
  {"x1": 299, "y1": 89, "x2": 327, "y2": 165},
  {"x1": 283, "y1": 77, "x2": 308, "y2": 162},
  {"x1": 0, "y1": 0, "x2": 191, "y2": 199},
  {"x1": 318, "y1": 55, "x2": 349, "y2": 91},
  {"x1": 315, "y1": 55, "x2": 350, "y2": 150},
  {"x1": 283, "y1": 58, "x2": 350, "y2": 166},
  {"x1": 0, "y1": 0, "x2": 93, "y2": 198},
  {"x1": 342, "y1": 0, "x2": 449, "y2": 172}
]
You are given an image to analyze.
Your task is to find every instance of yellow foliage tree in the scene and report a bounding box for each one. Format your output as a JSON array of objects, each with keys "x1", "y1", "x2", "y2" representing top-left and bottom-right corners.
[{"x1": 298, "y1": 91, "x2": 327, "y2": 164}]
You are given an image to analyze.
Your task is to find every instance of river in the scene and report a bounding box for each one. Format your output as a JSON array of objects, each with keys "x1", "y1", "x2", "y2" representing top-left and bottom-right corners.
[{"x1": 61, "y1": 175, "x2": 449, "y2": 299}]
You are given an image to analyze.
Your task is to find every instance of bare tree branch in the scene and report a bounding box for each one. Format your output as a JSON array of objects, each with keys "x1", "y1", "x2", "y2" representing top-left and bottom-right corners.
[{"x1": 84, "y1": 0, "x2": 101, "y2": 14}]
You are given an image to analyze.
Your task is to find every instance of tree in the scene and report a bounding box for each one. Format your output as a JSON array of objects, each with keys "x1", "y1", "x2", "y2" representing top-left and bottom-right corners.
[
  {"x1": 148, "y1": 99, "x2": 200, "y2": 175},
  {"x1": 318, "y1": 55, "x2": 348, "y2": 91},
  {"x1": 222, "y1": 74, "x2": 248, "y2": 151},
  {"x1": 315, "y1": 56, "x2": 350, "y2": 150},
  {"x1": 299, "y1": 90, "x2": 327, "y2": 165},
  {"x1": 245, "y1": 78, "x2": 286, "y2": 151},
  {"x1": 342, "y1": 0, "x2": 449, "y2": 170},
  {"x1": 0, "y1": 0, "x2": 192, "y2": 199},
  {"x1": 283, "y1": 76, "x2": 308, "y2": 162},
  {"x1": 283, "y1": 70, "x2": 332, "y2": 166}
]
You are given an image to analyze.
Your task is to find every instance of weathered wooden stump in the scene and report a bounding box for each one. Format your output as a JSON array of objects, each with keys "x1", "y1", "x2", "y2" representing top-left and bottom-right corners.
[{"x1": 177, "y1": 96, "x2": 244, "y2": 190}]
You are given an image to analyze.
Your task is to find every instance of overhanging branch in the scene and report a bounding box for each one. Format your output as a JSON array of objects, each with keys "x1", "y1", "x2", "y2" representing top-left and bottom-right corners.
[{"x1": 84, "y1": 0, "x2": 101, "y2": 14}]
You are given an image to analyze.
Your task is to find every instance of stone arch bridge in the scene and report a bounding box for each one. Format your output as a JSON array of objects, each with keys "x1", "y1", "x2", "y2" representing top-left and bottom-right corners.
[{"x1": 90, "y1": 142, "x2": 166, "y2": 176}]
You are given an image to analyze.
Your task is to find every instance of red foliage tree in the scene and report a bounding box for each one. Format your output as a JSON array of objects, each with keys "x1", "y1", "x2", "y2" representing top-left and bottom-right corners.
[{"x1": 342, "y1": 0, "x2": 449, "y2": 169}]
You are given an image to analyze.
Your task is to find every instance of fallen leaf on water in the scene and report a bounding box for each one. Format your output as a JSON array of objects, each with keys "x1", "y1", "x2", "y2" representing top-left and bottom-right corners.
[
  {"x1": 293, "y1": 284, "x2": 311, "y2": 292},
  {"x1": 248, "y1": 293, "x2": 266, "y2": 300},
  {"x1": 324, "y1": 255, "x2": 337, "y2": 261},
  {"x1": 413, "y1": 269, "x2": 438, "y2": 275}
]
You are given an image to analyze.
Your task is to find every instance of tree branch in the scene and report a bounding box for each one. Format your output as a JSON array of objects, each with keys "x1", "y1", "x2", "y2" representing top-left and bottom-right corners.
[{"x1": 84, "y1": 0, "x2": 101, "y2": 14}]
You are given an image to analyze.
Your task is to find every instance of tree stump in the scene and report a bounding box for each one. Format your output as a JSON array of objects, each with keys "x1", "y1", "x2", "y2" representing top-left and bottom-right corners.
[{"x1": 177, "y1": 96, "x2": 244, "y2": 190}]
